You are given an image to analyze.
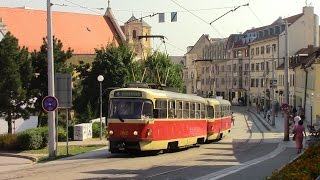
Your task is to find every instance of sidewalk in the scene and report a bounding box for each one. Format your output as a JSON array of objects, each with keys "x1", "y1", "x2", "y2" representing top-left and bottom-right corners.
[{"x1": 0, "y1": 138, "x2": 108, "y2": 164}]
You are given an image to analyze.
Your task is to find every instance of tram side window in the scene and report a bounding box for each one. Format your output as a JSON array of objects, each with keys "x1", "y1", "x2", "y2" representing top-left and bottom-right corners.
[
  {"x1": 177, "y1": 101, "x2": 183, "y2": 118},
  {"x1": 190, "y1": 103, "x2": 195, "y2": 118},
  {"x1": 207, "y1": 106, "x2": 214, "y2": 119},
  {"x1": 221, "y1": 106, "x2": 225, "y2": 117},
  {"x1": 155, "y1": 100, "x2": 167, "y2": 118},
  {"x1": 201, "y1": 103, "x2": 206, "y2": 119},
  {"x1": 168, "y1": 100, "x2": 176, "y2": 118},
  {"x1": 183, "y1": 102, "x2": 190, "y2": 118},
  {"x1": 215, "y1": 105, "x2": 220, "y2": 118},
  {"x1": 195, "y1": 103, "x2": 201, "y2": 118}
]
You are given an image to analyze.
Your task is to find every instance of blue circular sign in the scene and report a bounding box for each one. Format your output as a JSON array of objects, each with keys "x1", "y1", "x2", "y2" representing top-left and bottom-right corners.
[{"x1": 42, "y1": 96, "x2": 59, "y2": 112}]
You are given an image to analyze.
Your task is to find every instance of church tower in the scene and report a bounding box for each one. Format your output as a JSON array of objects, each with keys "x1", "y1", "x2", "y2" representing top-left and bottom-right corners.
[{"x1": 122, "y1": 15, "x2": 152, "y2": 60}]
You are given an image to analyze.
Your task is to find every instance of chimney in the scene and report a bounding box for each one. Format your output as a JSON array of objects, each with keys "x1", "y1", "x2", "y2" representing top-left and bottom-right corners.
[{"x1": 303, "y1": 6, "x2": 314, "y2": 16}]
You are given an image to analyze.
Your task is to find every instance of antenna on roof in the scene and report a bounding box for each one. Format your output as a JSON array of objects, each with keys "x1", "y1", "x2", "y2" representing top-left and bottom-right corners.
[{"x1": 108, "y1": 0, "x2": 110, "y2": 8}]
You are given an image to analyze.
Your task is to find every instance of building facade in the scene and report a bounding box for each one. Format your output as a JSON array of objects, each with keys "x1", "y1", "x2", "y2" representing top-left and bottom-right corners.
[{"x1": 121, "y1": 15, "x2": 152, "y2": 60}]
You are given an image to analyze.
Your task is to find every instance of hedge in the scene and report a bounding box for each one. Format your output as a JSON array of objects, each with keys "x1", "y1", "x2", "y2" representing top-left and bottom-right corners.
[
  {"x1": 0, "y1": 133, "x2": 19, "y2": 150},
  {"x1": 92, "y1": 122, "x2": 106, "y2": 138},
  {"x1": 17, "y1": 129, "x2": 43, "y2": 150}
]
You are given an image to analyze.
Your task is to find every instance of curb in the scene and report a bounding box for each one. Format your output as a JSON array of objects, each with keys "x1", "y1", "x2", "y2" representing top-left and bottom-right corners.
[
  {"x1": 248, "y1": 110, "x2": 271, "y2": 131},
  {"x1": 0, "y1": 152, "x2": 38, "y2": 163}
]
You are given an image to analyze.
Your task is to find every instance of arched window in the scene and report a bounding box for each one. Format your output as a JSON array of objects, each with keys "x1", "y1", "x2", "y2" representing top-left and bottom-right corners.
[{"x1": 132, "y1": 30, "x2": 137, "y2": 39}]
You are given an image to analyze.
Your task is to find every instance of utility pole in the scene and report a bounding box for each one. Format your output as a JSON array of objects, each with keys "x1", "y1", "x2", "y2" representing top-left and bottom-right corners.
[
  {"x1": 263, "y1": 56, "x2": 267, "y2": 119},
  {"x1": 271, "y1": 47, "x2": 275, "y2": 126},
  {"x1": 247, "y1": 55, "x2": 253, "y2": 110},
  {"x1": 284, "y1": 20, "x2": 290, "y2": 141},
  {"x1": 47, "y1": 0, "x2": 56, "y2": 158}
]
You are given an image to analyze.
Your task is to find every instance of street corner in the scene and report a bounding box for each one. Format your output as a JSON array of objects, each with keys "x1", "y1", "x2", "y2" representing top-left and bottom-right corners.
[{"x1": 0, "y1": 152, "x2": 39, "y2": 163}]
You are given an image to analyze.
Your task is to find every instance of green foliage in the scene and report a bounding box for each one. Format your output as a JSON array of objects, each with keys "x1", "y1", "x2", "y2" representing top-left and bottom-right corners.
[
  {"x1": 0, "y1": 133, "x2": 19, "y2": 150},
  {"x1": 57, "y1": 126, "x2": 67, "y2": 142},
  {"x1": 92, "y1": 122, "x2": 106, "y2": 138},
  {"x1": 0, "y1": 32, "x2": 33, "y2": 134},
  {"x1": 37, "y1": 126, "x2": 49, "y2": 148},
  {"x1": 17, "y1": 129, "x2": 43, "y2": 150},
  {"x1": 73, "y1": 43, "x2": 135, "y2": 121},
  {"x1": 140, "y1": 52, "x2": 185, "y2": 92},
  {"x1": 29, "y1": 36, "x2": 73, "y2": 127}
]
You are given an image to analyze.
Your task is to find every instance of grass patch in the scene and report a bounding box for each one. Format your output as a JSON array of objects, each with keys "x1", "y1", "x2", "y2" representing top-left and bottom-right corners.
[{"x1": 23, "y1": 144, "x2": 106, "y2": 162}]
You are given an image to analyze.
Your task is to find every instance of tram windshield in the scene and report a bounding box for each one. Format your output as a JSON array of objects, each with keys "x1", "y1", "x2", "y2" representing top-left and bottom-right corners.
[{"x1": 109, "y1": 99, "x2": 153, "y2": 119}]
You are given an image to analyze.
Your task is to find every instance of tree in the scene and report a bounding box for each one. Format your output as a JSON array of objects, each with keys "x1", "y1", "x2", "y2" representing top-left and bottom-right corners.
[
  {"x1": 73, "y1": 43, "x2": 135, "y2": 122},
  {"x1": 29, "y1": 37, "x2": 73, "y2": 127},
  {"x1": 142, "y1": 52, "x2": 185, "y2": 92},
  {"x1": 0, "y1": 32, "x2": 33, "y2": 134}
]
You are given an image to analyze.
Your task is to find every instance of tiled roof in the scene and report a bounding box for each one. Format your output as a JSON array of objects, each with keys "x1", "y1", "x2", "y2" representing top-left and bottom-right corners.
[
  {"x1": 126, "y1": 15, "x2": 151, "y2": 27},
  {"x1": 235, "y1": 13, "x2": 304, "y2": 47},
  {"x1": 0, "y1": 7, "x2": 125, "y2": 54},
  {"x1": 277, "y1": 46, "x2": 320, "y2": 70}
]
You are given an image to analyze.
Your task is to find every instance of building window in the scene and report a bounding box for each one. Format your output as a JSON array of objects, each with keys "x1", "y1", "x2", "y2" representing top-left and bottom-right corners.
[
  {"x1": 245, "y1": 49, "x2": 249, "y2": 57},
  {"x1": 266, "y1": 45, "x2": 271, "y2": 54},
  {"x1": 256, "y1": 63, "x2": 260, "y2": 71},
  {"x1": 261, "y1": 46, "x2": 265, "y2": 54},
  {"x1": 261, "y1": 62, "x2": 264, "y2": 70},
  {"x1": 251, "y1": 48, "x2": 254, "y2": 56},
  {"x1": 132, "y1": 30, "x2": 137, "y2": 39},
  {"x1": 256, "y1": 79, "x2": 259, "y2": 87},
  {"x1": 251, "y1": 78, "x2": 255, "y2": 87},
  {"x1": 272, "y1": 44, "x2": 277, "y2": 52},
  {"x1": 251, "y1": 64, "x2": 255, "y2": 71},
  {"x1": 275, "y1": 26, "x2": 280, "y2": 34},
  {"x1": 261, "y1": 79, "x2": 264, "y2": 87},
  {"x1": 256, "y1": 47, "x2": 259, "y2": 55}
]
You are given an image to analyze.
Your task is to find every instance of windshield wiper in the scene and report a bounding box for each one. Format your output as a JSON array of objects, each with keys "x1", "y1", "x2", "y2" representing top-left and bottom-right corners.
[{"x1": 116, "y1": 111, "x2": 124, "y2": 122}]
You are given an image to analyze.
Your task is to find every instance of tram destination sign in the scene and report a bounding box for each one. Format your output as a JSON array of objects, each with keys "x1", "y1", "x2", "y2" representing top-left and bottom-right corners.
[{"x1": 114, "y1": 91, "x2": 142, "y2": 97}]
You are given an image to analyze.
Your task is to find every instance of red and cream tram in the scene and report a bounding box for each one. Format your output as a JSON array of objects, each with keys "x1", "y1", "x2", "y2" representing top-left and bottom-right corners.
[{"x1": 107, "y1": 87, "x2": 232, "y2": 153}]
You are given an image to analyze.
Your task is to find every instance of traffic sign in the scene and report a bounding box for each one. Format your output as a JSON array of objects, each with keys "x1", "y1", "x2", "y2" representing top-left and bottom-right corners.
[{"x1": 42, "y1": 96, "x2": 59, "y2": 112}]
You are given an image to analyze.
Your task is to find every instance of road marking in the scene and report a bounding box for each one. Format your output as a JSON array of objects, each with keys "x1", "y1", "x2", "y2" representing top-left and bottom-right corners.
[{"x1": 195, "y1": 143, "x2": 285, "y2": 180}]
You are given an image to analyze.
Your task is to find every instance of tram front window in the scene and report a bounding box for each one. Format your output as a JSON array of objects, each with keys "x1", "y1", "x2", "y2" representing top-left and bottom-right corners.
[{"x1": 109, "y1": 99, "x2": 153, "y2": 119}]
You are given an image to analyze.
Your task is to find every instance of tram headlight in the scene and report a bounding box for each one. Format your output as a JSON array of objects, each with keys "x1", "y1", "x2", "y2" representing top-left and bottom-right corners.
[
  {"x1": 133, "y1": 131, "x2": 138, "y2": 136},
  {"x1": 147, "y1": 129, "x2": 152, "y2": 136},
  {"x1": 109, "y1": 130, "x2": 114, "y2": 135}
]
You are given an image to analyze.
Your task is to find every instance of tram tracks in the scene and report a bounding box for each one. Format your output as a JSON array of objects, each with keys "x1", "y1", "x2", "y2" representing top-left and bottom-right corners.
[{"x1": 2, "y1": 109, "x2": 267, "y2": 180}]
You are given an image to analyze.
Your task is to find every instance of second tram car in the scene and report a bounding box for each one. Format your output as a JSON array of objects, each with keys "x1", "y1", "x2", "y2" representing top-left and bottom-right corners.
[{"x1": 107, "y1": 87, "x2": 232, "y2": 153}]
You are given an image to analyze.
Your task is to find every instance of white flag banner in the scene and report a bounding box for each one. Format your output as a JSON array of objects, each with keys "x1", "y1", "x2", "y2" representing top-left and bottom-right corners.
[
  {"x1": 171, "y1": 12, "x2": 177, "y2": 22},
  {"x1": 159, "y1": 13, "x2": 165, "y2": 23}
]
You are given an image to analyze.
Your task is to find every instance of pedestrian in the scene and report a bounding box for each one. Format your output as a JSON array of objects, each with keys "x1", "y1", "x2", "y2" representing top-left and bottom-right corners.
[
  {"x1": 293, "y1": 114, "x2": 301, "y2": 127},
  {"x1": 231, "y1": 112, "x2": 235, "y2": 126},
  {"x1": 267, "y1": 109, "x2": 271, "y2": 122},
  {"x1": 293, "y1": 120, "x2": 307, "y2": 154},
  {"x1": 292, "y1": 106, "x2": 297, "y2": 115}
]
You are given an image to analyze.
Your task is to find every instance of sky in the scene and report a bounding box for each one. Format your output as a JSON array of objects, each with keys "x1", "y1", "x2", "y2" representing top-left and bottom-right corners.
[{"x1": 1, "y1": 0, "x2": 320, "y2": 56}]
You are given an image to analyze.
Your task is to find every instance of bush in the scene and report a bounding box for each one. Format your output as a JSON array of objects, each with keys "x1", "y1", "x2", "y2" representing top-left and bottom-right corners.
[
  {"x1": 0, "y1": 133, "x2": 19, "y2": 150},
  {"x1": 92, "y1": 122, "x2": 106, "y2": 138},
  {"x1": 17, "y1": 129, "x2": 43, "y2": 150},
  {"x1": 37, "y1": 126, "x2": 49, "y2": 148},
  {"x1": 57, "y1": 126, "x2": 67, "y2": 142}
]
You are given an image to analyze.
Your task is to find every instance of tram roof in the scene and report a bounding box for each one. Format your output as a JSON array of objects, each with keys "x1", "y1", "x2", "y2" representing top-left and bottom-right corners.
[
  {"x1": 205, "y1": 98, "x2": 220, "y2": 106},
  {"x1": 111, "y1": 88, "x2": 207, "y2": 103},
  {"x1": 217, "y1": 99, "x2": 231, "y2": 106}
]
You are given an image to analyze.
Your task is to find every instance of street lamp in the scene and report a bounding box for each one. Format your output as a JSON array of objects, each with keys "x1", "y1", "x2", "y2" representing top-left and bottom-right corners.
[
  {"x1": 97, "y1": 75, "x2": 104, "y2": 140},
  {"x1": 283, "y1": 20, "x2": 290, "y2": 141}
]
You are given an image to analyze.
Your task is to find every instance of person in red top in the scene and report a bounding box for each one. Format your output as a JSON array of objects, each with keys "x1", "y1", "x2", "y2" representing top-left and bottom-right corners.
[{"x1": 293, "y1": 120, "x2": 307, "y2": 154}]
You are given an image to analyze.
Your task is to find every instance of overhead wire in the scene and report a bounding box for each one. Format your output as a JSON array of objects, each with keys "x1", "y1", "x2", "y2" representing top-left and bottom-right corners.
[
  {"x1": 170, "y1": 0, "x2": 224, "y2": 38},
  {"x1": 59, "y1": 0, "x2": 184, "y2": 55},
  {"x1": 247, "y1": 6, "x2": 264, "y2": 26}
]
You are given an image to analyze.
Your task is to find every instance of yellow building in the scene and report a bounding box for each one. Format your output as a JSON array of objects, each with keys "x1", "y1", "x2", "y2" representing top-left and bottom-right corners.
[
  {"x1": 121, "y1": 16, "x2": 152, "y2": 60},
  {"x1": 302, "y1": 49, "x2": 320, "y2": 126}
]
